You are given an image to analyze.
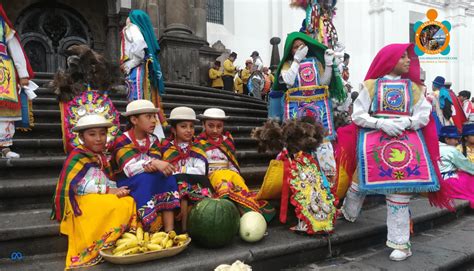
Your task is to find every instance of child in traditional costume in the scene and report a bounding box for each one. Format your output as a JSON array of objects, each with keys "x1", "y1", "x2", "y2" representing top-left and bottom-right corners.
[
  {"x1": 337, "y1": 43, "x2": 452, "y2": 261},
  {"x1": 270, "y1": 31, "x2": 345, "y2": 186},
  {"x1": 51, "y1": 114, "x2": 136, "y2": 269},
  {"x1": 196, "y1": 108, "x2": 275, "y2": 222},
  {"x1": 438, "y1": 125, "x2": 474, "y2": 208},
  {"x1": 252, "y1": 117, "x2": 337, "y2": 234},
  {"x1": 0, "y1": 5, "x2": 36, "y2": 158},
  {"x1": 121, "y1": 10, "x2": 166, "y2": 139},
  {"x1": 161, "y1": 106, "x2": 213, "y2": 232},
  {"x1": 458, "y1": 123, "x2": 474, "y2": 163},
  {"x1": 113, "y1": 100, "x2": 180, "y2": 233}
]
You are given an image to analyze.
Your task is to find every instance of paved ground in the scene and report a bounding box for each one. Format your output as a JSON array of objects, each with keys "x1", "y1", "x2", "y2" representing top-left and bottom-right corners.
[{"x1": 288, "y1": 213, "x2": 474, "y2": 271}]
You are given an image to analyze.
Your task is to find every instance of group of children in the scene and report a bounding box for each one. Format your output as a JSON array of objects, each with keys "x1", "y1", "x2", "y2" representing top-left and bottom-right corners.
[{"x1": 51, "y1": 101, "x2": 274, "y2": 269}]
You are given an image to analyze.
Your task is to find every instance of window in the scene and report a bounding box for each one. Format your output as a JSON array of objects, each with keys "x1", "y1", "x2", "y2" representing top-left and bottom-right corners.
[{"x1": 207, "y1": 0, "x2": 223, "y2": 24}]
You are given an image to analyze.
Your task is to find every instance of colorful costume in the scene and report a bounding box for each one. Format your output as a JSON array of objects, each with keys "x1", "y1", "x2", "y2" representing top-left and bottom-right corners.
[
  {"x1": 197, "y1": 131, "x2": 275, "y2": 222},
  {"x1": 270, "y1": 31, "x2": 345, "y2": 180},
  {"x1": 121, "y1": 10, "x2": 166, "y2": 138},
  {"x1": 161, "y1": 137, "x2": 213, "y2": 202},
  {"x1": 337, "y1": 44, "x2": 451, "y2": 257},
  {"x1": 278, "y1": 149, "x2": 336, "y2": 234},
  {"x1": 113, "y1": 130, "x2": 180, "y2": 231},
  {"x1": 458, "y1": 123, "x2": 474, "y2": 163},
  {"x1": 51, "y1": 145, "x2": 136, "y2": 269},
  {"x1": 0, "y1": 5, "x2": 35, "y2": 153},
  {"x1": 439, "y1": 142, "x2": 474, "y2": 208}
]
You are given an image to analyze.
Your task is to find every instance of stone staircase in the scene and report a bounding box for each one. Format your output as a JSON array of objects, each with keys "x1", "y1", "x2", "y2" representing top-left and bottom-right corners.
[{"x1": 0, "y1": 72, "x2": 272, "y2": 260}]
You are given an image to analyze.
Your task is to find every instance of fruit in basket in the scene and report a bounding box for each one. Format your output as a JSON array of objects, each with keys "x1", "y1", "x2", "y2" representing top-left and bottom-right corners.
[
  {"x1": 188, "y1": 198, "x2": 240, "y2": 248},
  {"x1": 239, "y1": 211, "x2": 267, "y2": 242},
  {"x1": 111, "y1": 227, "x2": 190, "y2": 256}
]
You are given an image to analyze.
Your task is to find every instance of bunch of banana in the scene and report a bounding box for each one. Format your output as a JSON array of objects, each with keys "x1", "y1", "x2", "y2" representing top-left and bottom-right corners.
[{"x1": 112, "y1": 227, "x2": 189, "y2": 256}]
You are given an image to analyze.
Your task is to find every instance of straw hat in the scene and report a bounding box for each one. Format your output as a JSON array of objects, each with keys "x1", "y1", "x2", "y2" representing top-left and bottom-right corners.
[
  {"x1": 122, "y1": 100, "x2": 159, "y2": 117},
  {"x1": 168, "y1": 107, "x2": 199, "y2": 122},
  {"x1": 72, "y1": 114, "x2": 113, "y2": 132},
  {"x1": 198, "y1": 108, "x2": 229, "y2": 120}
]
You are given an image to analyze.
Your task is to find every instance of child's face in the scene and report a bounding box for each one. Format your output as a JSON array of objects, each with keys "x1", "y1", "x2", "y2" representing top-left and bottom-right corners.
[
  {"x1": 204, "y1": 120, "x2": 224, "y2": 139},
  {"x1": 467, "y1": 135, "x2": 474, "y2": 145},
  {"x1": 391, "y1": 51, "x2": 411, "y2": 75},
  {"x1": 445, "y1": 137, "x2": 459, "y2": 147},
  {"x1": 173, "y1": 121, "x2": 195, "y2": 142},
  {"x1": 131, "y1": 113, "x2": 157, "y2": 134},
  {"x1": 79, "y1": 127, "x2": 107, "y2": 153}
]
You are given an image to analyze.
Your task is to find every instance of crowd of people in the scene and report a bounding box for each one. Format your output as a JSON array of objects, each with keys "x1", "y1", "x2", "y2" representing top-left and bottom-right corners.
[{"x1": 2, "y1": 3, "x2": 474, "y2": 269}]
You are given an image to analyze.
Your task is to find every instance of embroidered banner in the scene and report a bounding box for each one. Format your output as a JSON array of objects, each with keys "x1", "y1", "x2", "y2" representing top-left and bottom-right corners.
[
  {"x1": 358, "y1": 128, "x2": 439, "y2": 194},
  {"x1": 371, "y1": 79, "x2": 412, "y2": 118},
  {"x1": 284, "y1": 86, "x2": 335, "y2": 140}
]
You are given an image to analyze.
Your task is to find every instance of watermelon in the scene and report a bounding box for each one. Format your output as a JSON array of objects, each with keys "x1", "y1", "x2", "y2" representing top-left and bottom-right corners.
[{"x1": 187, "y1": 198, "x2": 240, "y2": 248}]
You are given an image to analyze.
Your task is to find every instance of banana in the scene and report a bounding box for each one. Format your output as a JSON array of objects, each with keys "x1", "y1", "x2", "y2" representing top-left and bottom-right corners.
[
  {"x1": 173, "y1": 234, "x2": 188, "y2": 243},
  {"x1": 122, "y1": 232, "x2": 138, "y2": 241},
  {"x1": 144, "y1": 232, "x2": 150, "y2": 243},
  {"x1": 115, "y1": 246, "x2": 141, "y2": 256},
  {"x1": 151, "y1": 232, "x2": 168, "y2": 239},
  {"x1": 112, "y1": 239, "x2": 139, "y2": 254},
  {"x1": 165, "y1": 239, "x2": 173, "y2": 249},
  {"x1": 147, "y1": 243, "x2": 164, "y2": 251},
  {"x1": 168, "y1": 230, "x2": 177, "y2": 239},
  {"x1": 177, "y1": 241, "x2": 185, "y2": 247},
  {"x1": 140, "y1": 246, "x2": 149, "y2": 253},
  {"x1": 115, "y1": 238, "x2": 130, "y2": 246},
  {"x1": 136, "y1": 227, "x2": 144, "y2": 243},
  {"x1": 160, "y1": 235, "x2": 169, "y2": 247},
  {"x1": 150, "y1": 236, "x2": 165, "y2": 245}
]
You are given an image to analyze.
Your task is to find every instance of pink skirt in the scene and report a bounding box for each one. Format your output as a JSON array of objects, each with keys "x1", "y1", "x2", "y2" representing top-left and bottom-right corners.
[{"x1": 442, "y1": 171, "x2": 474, "y2": 208}]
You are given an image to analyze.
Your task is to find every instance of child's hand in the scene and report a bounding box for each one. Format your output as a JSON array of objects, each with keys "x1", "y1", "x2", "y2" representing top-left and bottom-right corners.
[
  {"x1": 143, "y1": 161, "x2": 159, "y2": 173},
  {"x1": 109, "y1": 186, "x2": 130, "y2": 198},
  {"x1": 153, "y1": 160, "x2": 176, "y2": 176}
]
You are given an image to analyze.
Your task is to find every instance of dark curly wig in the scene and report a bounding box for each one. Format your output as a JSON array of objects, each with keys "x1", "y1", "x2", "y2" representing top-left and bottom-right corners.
[{"x1": 251, "y1": 116, "x2": 325, "y2": 155}]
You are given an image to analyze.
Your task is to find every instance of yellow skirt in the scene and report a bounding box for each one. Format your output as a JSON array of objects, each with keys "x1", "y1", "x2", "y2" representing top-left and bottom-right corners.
[
  {"x1": 210, "y1": 169, "x2": 275, "y2": 221},
  {"x1": 60, "y1": 194, "x2": 136, "y2": 269}
]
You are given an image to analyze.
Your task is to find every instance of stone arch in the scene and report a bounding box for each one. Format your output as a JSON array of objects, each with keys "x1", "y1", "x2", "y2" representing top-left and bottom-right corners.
[{"x1": 14, "y1": 2, "x2": 93, "y2": 72}]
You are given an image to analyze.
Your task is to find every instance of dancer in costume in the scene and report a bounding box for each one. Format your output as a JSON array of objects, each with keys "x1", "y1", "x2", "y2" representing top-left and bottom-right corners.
[
  {"x1": 430, "y1": 76, "x2": 454, "y2": 130},
  {"x1": 113, "y1": 100, "x2": 180, "y2": 232},
  {"x1": 438, "y1": 125, "x2": 474, "y2": 208},
  {"x1": 458, "y1": 123, "x2": 474, "y2": 163},
  {"x1": 270, "y1": 31, "x2": 345, "y2": 184},
  {"x1": 121, "y1": 10, "x2": 167, "y2": 139},
  {"x1": 0, "y1": 4, "x2": 36, "y2": 158},
  {"x1": 161, "y1": 107, "x2": 213, "y2": 232},
  {"x1": 50, "y1": 45, "x2": 122, "y2": 153},
  {"x1": 252, "y1": 117, "x2": 337, "y2": 234},
  {"x1": 51, "y1": 114, "x2": 136, "y2": 269},
  {"x1": 338, "y1": 43, "x2": 452, "y2": 261},
  {"x1": 196, "y1": 108, "x2": 275, "y2": 222}
]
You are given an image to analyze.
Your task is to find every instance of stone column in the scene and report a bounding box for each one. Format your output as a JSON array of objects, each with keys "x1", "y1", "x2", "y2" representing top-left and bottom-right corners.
[
  {"x1": 193, "y1": 0, "x2": 208, "y2": 40},
  {"x1": 164, "y1": 0, "x2": 192, "y2": 34},
  {"x1": 106, "y1": 0, "x2": 120, "y2": 63},
  {"x1": 269, "y1": 37, "x2": 281, "y2": 72}
]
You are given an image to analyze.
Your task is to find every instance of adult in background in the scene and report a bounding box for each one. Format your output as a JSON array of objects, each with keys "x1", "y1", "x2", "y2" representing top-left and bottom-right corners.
[
  {"x1": 241, "y1": 60, "x2": 253, "y2": 95},
  {"x1": 223, "y1": 52, "x2": 238, "y2": 92},
  {"x1": 250, "y1": 51, "x2": 263, "y2": 72},
  {"x1": 208, "y1": 61, "x2": 223, "y2": 90}
]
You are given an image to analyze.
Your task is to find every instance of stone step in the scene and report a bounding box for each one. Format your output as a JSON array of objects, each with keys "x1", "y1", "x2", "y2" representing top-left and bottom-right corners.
[
  {"x1": 31, "y1": 98, "x2": 268, "y2": 117},
  {"x1": 0, "y1": 166, "x2": 268, "y2": 200},
  {"x1": 297, "y1": 212, "x2": 474, "y2": 270},
  {"x1": 29, "y1": 109, "x2": 267, "y2": 127},
  {"x1": 34, "y1": 86, "x2": 266, "y2": 107},
  {"x1": 0, "y1": 199, "x2": 469, "y2": 269},
  {"x1": 11, "y1": 137, "x2": 260, "y2": 154},
  {"x1": 12, "y1": 123, "x2": 260, "y2": 140}
]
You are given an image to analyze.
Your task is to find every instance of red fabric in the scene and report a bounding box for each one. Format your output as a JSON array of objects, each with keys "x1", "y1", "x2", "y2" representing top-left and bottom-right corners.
[
  {"x1": 449, "y1": 89, "x2": 467, "y2": 133},
  {"x1": 364, "y1": 43, "x2": 421, "y2": 85},
  {"x1": 0, "y1": 4, "x2": 34, "y2": 79},
  {"x1": 335, "y1": 123, "x2": 358, "y2": 195},
  {"x1": 279, "y1": 155, "x2": 291, "y2": 224}
]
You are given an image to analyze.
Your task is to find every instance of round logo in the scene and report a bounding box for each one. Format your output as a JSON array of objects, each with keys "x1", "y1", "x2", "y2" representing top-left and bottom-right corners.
[
  {"x1": 381, "y1": 141, "x2": 412, "y2": 169},
  {"x1": 300, "y1": 66, "x2": 316, "y2": 83},
  {"x1": 414, "y1": 9, "x2": 451, "y2": 56},
  {"x1": 384, "y1": 89, "x2": 404, "y2": 110},
  {"x1": 297, "y1": 103, "x2": 321, "y2": 122}
]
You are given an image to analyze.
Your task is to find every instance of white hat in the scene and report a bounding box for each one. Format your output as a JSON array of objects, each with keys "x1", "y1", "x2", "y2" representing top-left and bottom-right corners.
[
  {"x1": 168, "y1": 106, "x2": 199, "y2": 122},
  {"x1": 199, "y1": 108, "x2": 229, "y2": 120},
  {"x1": 122, "y1": 100, "x2": 159, "y2": 117},
  {"x1": 72, "y1": 114, "x2": 113, "y2": 132}
]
